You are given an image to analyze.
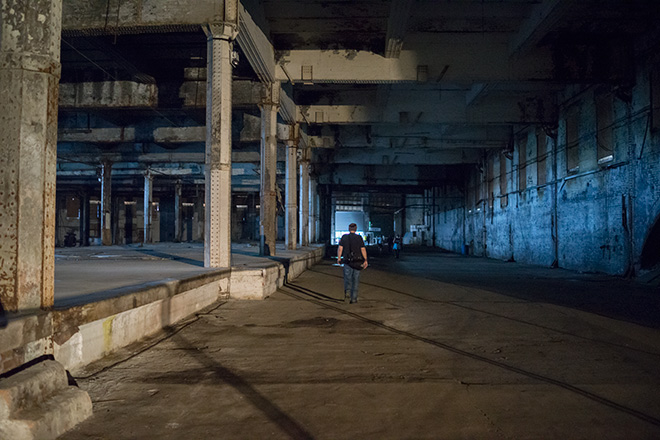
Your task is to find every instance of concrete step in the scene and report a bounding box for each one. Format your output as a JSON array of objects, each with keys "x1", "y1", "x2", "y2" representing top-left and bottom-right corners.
[{"x1": 0, "y1": 360, "x2": 92, "y2": 440}]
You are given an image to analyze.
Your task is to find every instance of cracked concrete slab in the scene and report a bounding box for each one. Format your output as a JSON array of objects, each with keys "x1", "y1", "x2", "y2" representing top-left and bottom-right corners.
[{"x1": 62, "y1": 250, "x2": 660, "y2": 439}]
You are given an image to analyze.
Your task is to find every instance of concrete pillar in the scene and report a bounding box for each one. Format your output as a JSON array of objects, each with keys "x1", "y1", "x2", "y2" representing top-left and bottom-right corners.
[
  {"x1": 259, "y1": 82, "x2": 280, "y2": 256},
  {"x1": 79, "y1": 191, "x2": 90, "y2": 246},
  {"x1": 309, "y1": 177, "x2": 317, "y2": 244},
  {"x1": 330, "y1": 190, "x2": 337, "y2": 244},
  {"x1": 100, "y1": 161, "x2": 113, "y2": 246},
  {"x1": 174, "y1": 180, "x2": 182, "y2": 242},
  {"x1": 285, "y1": 130, "x2": 298, "y2": 250},
  {"x1": 0, "y1": 0, "x2": 62, "y2": 311},
  {"x1": 194, "y1": 185, "x2": 204, "y2": 242},
  {"x1": 143, "y1": 172, "x2": 153, "y2": 244},
  {"x1": 203, "y1": 23, "x2": 236, "y2": 267},
  {"x1": 299, "y1": 149, "x2": 310, "y2": 247}
]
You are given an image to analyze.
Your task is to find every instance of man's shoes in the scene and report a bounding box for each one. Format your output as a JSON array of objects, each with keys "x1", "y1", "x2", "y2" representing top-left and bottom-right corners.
[{"x1": 349, "y1": 299, "x2": 357, "y2": 304}]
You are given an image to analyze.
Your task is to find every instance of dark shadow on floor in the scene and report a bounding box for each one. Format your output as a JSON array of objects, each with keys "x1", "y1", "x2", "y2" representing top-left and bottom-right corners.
[
  {"x1": 148, "y1": 332, "x2": 316, "y2": 440},
  {"x1": 280, "y1": 283, "x2": 660, "y2": 428},
  {"x1": 365, "y1": 248, "x2": 660, "y2": 329}
]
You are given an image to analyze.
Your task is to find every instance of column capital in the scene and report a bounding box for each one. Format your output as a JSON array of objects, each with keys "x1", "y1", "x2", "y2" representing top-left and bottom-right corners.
[
  {"x1": 260, "y1": 81, "x2": 281, "y2": 108},
  {"x1": 203, "y1": 23, "x2": 238, "y2": 42}
]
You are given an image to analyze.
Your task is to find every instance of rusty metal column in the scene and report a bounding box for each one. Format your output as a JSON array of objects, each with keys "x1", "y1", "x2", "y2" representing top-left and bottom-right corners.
[
  {"x1": 0, "y1": 0, "x2": 62, "y2": 312},
  {"x1": 309, "y1": 177, "x2": 318, "y2": 243},
  {"x1": 101, "y1": 160, "x2": 113, "y2": 246},
  {"x1": 79, "y1": 190, "x2": 90, "y2": 246},
  {"x1": 174, "y1": 180, "x2": 182, "y2": 242},
  {"x1": 285, "y1": 125, "x2": 298, "y2": 250},
  {"x1": 203, "y1": 21, "x2": 237, "y2": 268},
  {"x1": 143, "y1": 171, "x2": 153, "y2": 244},
  {"x1": 259, "y1": 82, "x2": 280, "y2": 256},
  {"x1": 299, "y1": 148, "x2": 310, "y2": 247}
]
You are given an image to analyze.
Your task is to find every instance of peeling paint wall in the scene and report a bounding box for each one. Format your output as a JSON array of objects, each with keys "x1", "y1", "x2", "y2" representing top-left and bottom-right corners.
[{"x1": 434, "y1": 58, "x2": 660, "y2": 276}]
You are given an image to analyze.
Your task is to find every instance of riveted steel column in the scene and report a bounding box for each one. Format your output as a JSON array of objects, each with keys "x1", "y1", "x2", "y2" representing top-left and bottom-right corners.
[
  {"x1": 299, "y1": 148, "x2": 310, "y2": 247},
  {"x1": 143, "y1": 171, "x2": 153, "y2": 244},
  {"x1": 204, "y1": 22, "x2": 237, "y2": 268},
  {"x1": 260, "y1": 82, "x2": 280, "y2": 256},
  {"x1": 309, "y1": 177, "x2": 318, "y2": 243},
  {"x1": 285, "y1": 125, "x2": 298, "y2": 250},
  {"x1": 174, "y1": 180, "x2": 182, "y2": 242},
  {"x1": 0, "y1": 0, "x2": 62, "y2": 311},
  {"x1": 101, "y1": 160, "x2": 113, "y2": 246}
]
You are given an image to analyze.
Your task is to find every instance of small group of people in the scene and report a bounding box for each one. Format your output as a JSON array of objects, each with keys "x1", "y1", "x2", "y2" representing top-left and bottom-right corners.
[{"x1": 337, "y1": 225, "x2": 404, "y2": 304}]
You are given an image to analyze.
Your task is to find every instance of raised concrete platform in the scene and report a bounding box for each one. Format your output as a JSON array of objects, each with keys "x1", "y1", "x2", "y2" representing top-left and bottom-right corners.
[{"x1": 1, "y1": 243, "x2": 324, "y2": 374}]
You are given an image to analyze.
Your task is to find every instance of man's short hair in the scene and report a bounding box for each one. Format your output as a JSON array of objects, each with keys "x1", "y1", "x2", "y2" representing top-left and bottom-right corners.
[{"x1": 348, "y1": 223, "x2": 357, "y2": 231}]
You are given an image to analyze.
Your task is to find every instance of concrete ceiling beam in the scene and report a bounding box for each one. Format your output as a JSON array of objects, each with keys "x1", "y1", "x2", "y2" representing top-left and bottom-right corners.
[
  {"x1": 58, "y1": 127, "x2": 136, "y2": 143},
  {"x1": 324, "y1": 164, "x2": 471, "y2": 186},
  {"x1": 465, "y1": 83, "x2": 490, "y2": 107},
  {"x1": 276, "y1": 36, "x2": 556, "y2": 84},
  {"x1": 384, "y1": 0, "x2": 414, "y2": 58},
  {"x1": 236, "y1": 3, "x2": 277, "y2": 84},
  {"x1": 59, "y1": 82, "x2": 158, "y2": 108},
  {"x1": 179, "y1": 77, "x2": 266, "y2": 108},
  {"x1": 328, "y1": 147, "x2": 484, "y2": 165},
  {"x1": 509, "y1": 0, "x2": 576, "y2": 58},
  {"x1": 62, "y1": 0, "x2": 230, "y2": 35},
  {"x1": 299, "y1": 101, "x2": 531, "y2": 125}
]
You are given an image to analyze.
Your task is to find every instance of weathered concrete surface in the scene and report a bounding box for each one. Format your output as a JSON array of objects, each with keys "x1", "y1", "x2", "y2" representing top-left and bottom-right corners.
[
  {"x1": 1, "y1": 243, "x2": 323, "y2": 375},
  {"x1": 59, "y1": 82, "x2": 158, "y2": 108},
  {"x1": 62, "y1": 249, "x2": 660, "y2": 439},
  {"x1": 0, "y1": 359, "x2": 92, "y2": 440},
  {"x1": 435, "y1": 56, "x2": 660, "y2": 276},
  {"x1": 0, "y1": 0, "x2": 62, "y2": 312},
  {"x1": 62, "y1": 0, "x2": 226, "y2": 33}
]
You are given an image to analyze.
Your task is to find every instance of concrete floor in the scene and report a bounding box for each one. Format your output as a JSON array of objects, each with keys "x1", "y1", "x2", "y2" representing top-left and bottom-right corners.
[{"x1": 61, "y1": 248, "x2": 660, "y2": 439}]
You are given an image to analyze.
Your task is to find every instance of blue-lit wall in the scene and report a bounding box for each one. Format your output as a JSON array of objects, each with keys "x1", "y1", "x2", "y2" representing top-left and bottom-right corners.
[{"x1": 434, "y1": 58, "x2": 660, "y2": 276}]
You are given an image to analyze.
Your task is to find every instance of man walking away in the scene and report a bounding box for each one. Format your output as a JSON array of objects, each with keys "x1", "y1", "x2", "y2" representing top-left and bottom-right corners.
[{"x1": 337, "y1": 223, "x2": 368, "y2": 303}]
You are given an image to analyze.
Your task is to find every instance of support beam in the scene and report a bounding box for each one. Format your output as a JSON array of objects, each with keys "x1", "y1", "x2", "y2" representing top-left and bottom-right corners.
[
  {"x1": 62, "y1": 0, "x2": 231, "y2": 34},
  {"x1": 79, "y1": 191, "x2": 90, "y2": 246},
  {"x1": 0, "y1": 0, "x2": 62, "y2": 312},
  {"x1": 275, "y1": 41, "x2": 555, "y2": 84},
  {"x1": 143, "y1": 171, "x2": 153, "y2": 244},
  {"x1": 285, "y1": 126, "x2": 298, "y2": 250},
  {"x1": 299, "y1": 149, "x2": 310, "y2": 247},
  {"x1": 509, "y1": 0, "x2": 576, "y2": 58},
  {"x1": 204, "y1": 19, "x2": 237, "y2": 268},
  {"x1": 175, "y1": 180, "x2": 182, "y2": 242},
  {"x1": 237, "y1": 3, "x2": 276, "y2": 83},
  {"x1": 385, "y1": 0, "x2": 414, "y2": 58},
  {"x1": 309, "y1": 178, "x2": 317, "y2": 244},
  {"x1": 260, "y1": 82, "x2": 280, "y2": 256},
  {"x1": 100, "y1": 160, "x2": 113, "y2": 246}
]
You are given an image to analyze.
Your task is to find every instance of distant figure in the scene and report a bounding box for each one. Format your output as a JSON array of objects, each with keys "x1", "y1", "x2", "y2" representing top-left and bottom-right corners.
[
  {"x1": 387, "y1": 236, "x2": 394, "y2": 254},
  {"x1": 393, "y1": 235, "x2": 402, "y2": 259},
  {"x1": 337, "y1": 223, "x2": 368, "y2": 304}
]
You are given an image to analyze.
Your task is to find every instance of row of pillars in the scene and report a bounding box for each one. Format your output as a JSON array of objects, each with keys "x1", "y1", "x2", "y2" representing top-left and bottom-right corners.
[
  {"x1": 0, "y1": 0, "x2": 314, "y2": 313},
  {"x1": 99, "y1": 164, "x2": 183, "y2": 246},
  {"x1": 261, "y1": 83, "x2": 319, "y2": 255},
  {"x1": 212, "y1": 32, "x2": 317, "y2": 261}
]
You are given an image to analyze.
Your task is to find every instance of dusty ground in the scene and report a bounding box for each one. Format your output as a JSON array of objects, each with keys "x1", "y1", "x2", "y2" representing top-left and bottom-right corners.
[{"x1": 62, "y1": 250, "x2": 660, "y2": 439}]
